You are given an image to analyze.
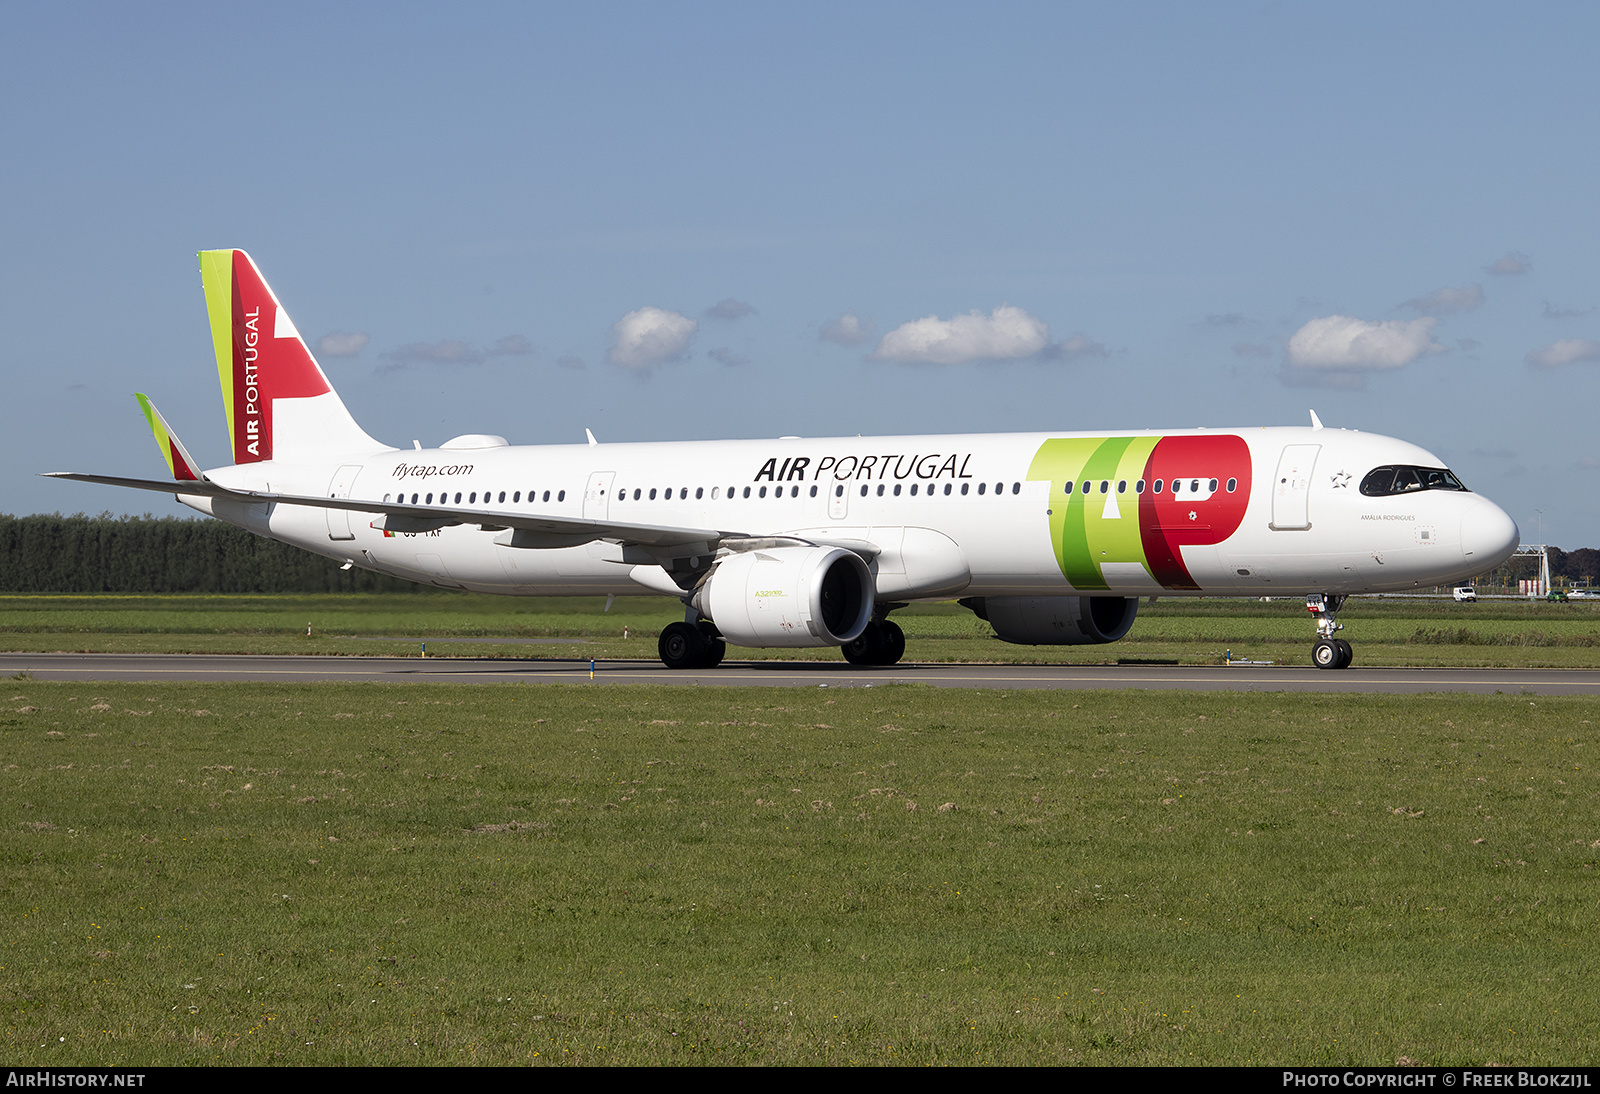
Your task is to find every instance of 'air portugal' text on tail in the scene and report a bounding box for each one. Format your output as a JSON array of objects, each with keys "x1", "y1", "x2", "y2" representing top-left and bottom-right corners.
[{"x1": 199, "y1": 249, "x2": 386, "y2": 465}]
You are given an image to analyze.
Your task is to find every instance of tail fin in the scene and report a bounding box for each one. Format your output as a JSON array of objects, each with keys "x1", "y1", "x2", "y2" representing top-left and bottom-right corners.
[
  {"x1": 198, "y1": 249, "x2": 387, "y2": 464},
  {"x1": 136, "y1": 393, "x2": 204, "y2": 481}
]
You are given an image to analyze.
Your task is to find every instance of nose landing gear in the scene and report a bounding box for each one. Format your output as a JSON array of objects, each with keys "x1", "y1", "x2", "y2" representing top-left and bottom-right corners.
[{"x1": 1307, "y1": 594, "x2": 1353, "y2": 669}]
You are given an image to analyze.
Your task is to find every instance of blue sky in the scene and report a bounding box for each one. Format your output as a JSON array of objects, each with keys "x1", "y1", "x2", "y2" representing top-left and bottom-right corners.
[{"x1": 5, "y1": 2, "x2": 1598, "y2": 547}]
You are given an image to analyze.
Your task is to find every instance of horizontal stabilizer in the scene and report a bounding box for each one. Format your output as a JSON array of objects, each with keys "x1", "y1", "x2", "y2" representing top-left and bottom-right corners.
[{"x1": 44, "y1": 471, "x2": 234, "y2": 497}]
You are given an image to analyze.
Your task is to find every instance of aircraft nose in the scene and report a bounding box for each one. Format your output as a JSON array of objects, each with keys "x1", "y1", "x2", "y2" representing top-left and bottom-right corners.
[{"x1": 1460, "y1": 500, "x2": 1520, "y2": 568}]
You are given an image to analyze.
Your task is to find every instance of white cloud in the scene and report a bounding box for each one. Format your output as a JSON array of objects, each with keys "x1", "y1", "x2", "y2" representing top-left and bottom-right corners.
[
  {"x1": 706, "y1": 298, "x2": 757, "y2": 320},
  {"x1": 871, "y1": 304, "x2": 1050, "y2": 364},
  {"x1": 1485, "y1": 251, "x2": 1531, "y2": 276},
  {"x1": 1543, "y1": 300, "x2": 1595, "y2": 320},
  {"x1": 386, "y1": 339, "x2": 480, "y2": 366},
  {"x1": 1039, "y1": 333, "x2": 1107, "y2": 360},
  {"x1": 1400, "y1": 284, "x2": 1483, "y2": 316},
  {"x1": 378, "y1": 334, "x2": 532, "y2": 370},
  {"x1": 1286, "y1": 315, "x2": 1443, "y2": 371},
  {"x1": 1526, "y1": 339, "x2": 1600, "y2": 370},
  {"x1": 608, "y1": 307, "x2": 697, "y2": 368},
  {"x1": 820, "y1": 312, "x2": 874, "y2": 346},
  {"x1": 491, "y1": 335, "x2": 532, "y2": 356},
  {"x1": 317, "y1": 330, "x2": 369, "y2": 358}
]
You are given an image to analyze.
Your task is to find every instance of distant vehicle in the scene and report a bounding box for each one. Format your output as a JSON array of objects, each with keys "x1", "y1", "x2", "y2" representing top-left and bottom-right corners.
[
  {"x1": 1548, "y1": 589, "x2": 1569, "y2": 602},
  {"x1": 1453, "y1": 584, "x2": 1477, "y2": 602},
  {"x1": 1569, "y1": 588, "x2": 1600, "y2": 600}
]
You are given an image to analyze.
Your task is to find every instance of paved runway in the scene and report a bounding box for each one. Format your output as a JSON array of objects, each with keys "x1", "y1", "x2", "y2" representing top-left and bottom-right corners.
[{"x1": 5, "y1": 652, "x2": 1600, "y2": 694}]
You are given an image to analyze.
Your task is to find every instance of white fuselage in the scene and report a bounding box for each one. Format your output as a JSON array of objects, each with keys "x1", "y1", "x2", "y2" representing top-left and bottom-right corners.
[{"x1": 186, "y1": 425, "x2": 1519, "y2": 602}]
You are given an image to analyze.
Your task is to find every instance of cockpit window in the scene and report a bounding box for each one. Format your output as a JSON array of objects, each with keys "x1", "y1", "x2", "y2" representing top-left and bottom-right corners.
[{"x1": 1360, "y1": 465, "x2": 1467, "y2": 497}]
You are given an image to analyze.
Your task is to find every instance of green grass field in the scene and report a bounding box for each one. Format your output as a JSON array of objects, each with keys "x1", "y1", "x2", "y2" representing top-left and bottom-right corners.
[
  {"x1": 4, "y1": 592, "x2": 1600, "y2": 667},
  {"x1": 4, "y1": 681, "x2": 1597, "y2": 1065}
]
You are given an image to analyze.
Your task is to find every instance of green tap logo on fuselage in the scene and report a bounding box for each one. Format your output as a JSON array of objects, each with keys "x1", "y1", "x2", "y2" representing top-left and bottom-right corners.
[{"x1": 1028, "y1": 434, "x2": 1253, "y2": 591}]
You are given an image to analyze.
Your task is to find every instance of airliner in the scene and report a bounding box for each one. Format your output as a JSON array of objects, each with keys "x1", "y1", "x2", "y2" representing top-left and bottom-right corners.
[{"x1": 50, "y1": 250, "x2": 1521, "y2": 670}]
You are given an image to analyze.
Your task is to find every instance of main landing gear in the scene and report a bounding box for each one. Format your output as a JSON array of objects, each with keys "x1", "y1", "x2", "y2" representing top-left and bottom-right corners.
[
  {"x1": 841, "y1": 609, "x2": 906, "y2": 666},
  {"x1": 1307, "y1": 594, "x2": 1353, "y2": 670},
  {"x1": 658, "y1": 617, "x2": 726, "y2": 670},
  {"x1": 656, "y1": 605, "x2": 907, "y2": 669}
]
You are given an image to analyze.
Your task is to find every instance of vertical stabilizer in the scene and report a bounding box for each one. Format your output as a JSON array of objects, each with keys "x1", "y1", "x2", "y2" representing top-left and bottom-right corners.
[{"x1": 198, "y1": 250, "x2": 388, "y2": 464}]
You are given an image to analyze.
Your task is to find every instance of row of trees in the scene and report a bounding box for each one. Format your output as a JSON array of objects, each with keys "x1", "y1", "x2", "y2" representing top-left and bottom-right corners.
[
  {"x1": 1477, "y1": 547, "x2": 1600, "y2": 590},
  {"x1": 0, "y1": 513, "x2": 420, "y2": 593},
  {"x1": 4, "y1": 512, "x2": 1597, "y2": 594}
]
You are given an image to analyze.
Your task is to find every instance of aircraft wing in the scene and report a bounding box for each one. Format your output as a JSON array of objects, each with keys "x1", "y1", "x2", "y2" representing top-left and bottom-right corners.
[{"x1": 42, "y1": 472, "x2": 737, "y2": 550}]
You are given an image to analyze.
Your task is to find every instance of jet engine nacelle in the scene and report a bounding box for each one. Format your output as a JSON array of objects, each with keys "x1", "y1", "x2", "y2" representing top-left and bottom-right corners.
[
  {"x1": 696, "y1": 546, "x2": 874, "y2": 648},
  {"x1": 961, "y1": 595, "x2": 1139, "y2": 645}
]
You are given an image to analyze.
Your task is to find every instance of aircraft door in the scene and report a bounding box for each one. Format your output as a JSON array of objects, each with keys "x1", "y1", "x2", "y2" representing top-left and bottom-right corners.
[
  {"x1": 829, "y1": 481, "x2": 849, "y2": 519},
  {"x1": 325, "y1": 464, "x2": 363, "y2": 540},
  {"x1": 583, "y1": 471, "x2": 615, "y2": 521},
  {"x1": 1270, "y1": 445, "x2": 1320, "y2": 531}
]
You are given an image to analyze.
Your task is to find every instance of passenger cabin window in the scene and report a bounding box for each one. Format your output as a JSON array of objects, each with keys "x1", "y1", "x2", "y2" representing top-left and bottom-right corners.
[{"x1": 1360, "y1": 465, "x2": 1467, "y2": 497}]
